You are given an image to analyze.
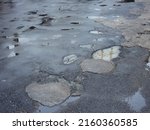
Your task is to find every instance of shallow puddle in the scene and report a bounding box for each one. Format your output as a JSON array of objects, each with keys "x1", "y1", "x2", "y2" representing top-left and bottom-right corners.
[
  {"x1": 92, "y1": 46, "x2": 121, "y2": 61},
  {"x1": 125, "y1": 88, "x2": 146, "y2": 112},
  {"x1": 26, "y1": 79, "x2": 71, "y2": 107},
  {"x1": 26, "y1": 74, "x2": 83, "y2": 108}
]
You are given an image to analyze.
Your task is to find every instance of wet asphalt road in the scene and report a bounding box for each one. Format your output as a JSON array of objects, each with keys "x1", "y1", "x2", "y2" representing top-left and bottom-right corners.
[{"x1": 0, "y1": 0, "x2": 150, "y2": 112}]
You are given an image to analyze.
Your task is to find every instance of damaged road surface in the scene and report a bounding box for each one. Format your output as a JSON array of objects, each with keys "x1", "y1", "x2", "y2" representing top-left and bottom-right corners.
[{"x1": 0, "y1": 0, "x2": 150, "y2": 112}]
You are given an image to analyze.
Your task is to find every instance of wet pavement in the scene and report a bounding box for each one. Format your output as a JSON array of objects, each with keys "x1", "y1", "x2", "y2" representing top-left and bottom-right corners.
[{"x1": 0, "y1": 0, "x2": 150, "y2": 112}]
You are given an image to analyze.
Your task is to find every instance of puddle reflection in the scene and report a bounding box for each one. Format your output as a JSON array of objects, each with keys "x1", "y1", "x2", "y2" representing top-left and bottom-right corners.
[{"x1": 125, "y1": 88, "x2": 146, "y2": 112}]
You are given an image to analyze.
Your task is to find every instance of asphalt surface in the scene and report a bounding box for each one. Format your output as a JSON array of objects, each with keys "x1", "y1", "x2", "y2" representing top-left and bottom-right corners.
[{"x1": 0, "y1": 0, "x2": 150, "y2": 112}]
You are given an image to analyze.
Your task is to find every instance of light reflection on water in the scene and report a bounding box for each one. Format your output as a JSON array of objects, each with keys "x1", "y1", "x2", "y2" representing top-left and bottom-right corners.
[{"x1": 125, "y1": 88, "x2": 146, "y2": 112}]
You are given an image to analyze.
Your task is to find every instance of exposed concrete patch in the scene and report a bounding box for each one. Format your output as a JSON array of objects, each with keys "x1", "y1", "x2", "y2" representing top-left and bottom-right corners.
[
  {"x1": 92, "y1": 46, "x2": 121, "y2": 61},
  {"x1": 80, "y1": 59, "x2": 115, "y2": 74}
]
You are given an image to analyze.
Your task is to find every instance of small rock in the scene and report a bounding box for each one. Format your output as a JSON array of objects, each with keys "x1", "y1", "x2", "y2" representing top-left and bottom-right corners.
[
  {"x1": 63, "y1": 54, "x2": 78, "y2": 65},
  {"x1": 80, "y1": 59, "x2": 115, "y2": 74}
]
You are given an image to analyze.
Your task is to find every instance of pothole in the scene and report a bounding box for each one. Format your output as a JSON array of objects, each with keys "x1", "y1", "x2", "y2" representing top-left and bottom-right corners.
[
  {"x1": 125, "y1": 88, "x2": 146, "y2": 112},
  {"x1": 26, "y1": 78, "x2": 71, "y2": 107},
  {"x1": 63, "y1": 54, "x2": 78, "y2": 65},
  {"x1": 80, "y1": 59, "x2": 115, "y2": 74},
  {"x1": 26, "y1": 75, "x2": 83, "y2": 107},
  {"x1": 92, "y1": 46, "x2": 121, "y2": 61}
]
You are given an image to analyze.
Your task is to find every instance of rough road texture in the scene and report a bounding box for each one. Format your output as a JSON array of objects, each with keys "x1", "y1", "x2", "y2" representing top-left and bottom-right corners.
[{"x1": 0, "y1": 0, "x2": 150, "y2": 112}]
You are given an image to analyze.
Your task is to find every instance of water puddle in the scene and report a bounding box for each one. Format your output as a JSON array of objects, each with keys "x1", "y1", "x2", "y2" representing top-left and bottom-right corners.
[
  {"x1": 125, "y1": 88, "x2": 146, "y2": 112},
  {"x1": 92, "y1": 46, "x2": 121, "y2": 61},
  {"x1": 26, "y1": 75, "x2": 83, "y2": 108},
  {"x1": 26, "y1": 79, "x2": 71, "y2": 107}
]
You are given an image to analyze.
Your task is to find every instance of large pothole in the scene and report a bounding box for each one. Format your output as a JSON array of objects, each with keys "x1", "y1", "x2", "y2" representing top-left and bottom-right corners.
[
  {"x1": 26, "y1": 75, "x2": 83, "y2": 107},
  {"x1": 26, "y1": 78, "x2": 71, "y2": 107}
]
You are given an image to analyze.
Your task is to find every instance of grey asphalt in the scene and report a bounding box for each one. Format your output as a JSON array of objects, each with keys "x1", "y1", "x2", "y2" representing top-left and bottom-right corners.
[{"x1": 0, "y1": 0, "x2": 150, "y2": 112}]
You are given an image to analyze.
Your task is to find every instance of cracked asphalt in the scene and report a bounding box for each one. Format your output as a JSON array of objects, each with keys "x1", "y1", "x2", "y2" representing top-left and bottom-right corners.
[{"x1": 0, "y1": 0, "x2": 150, "y2": 112}]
